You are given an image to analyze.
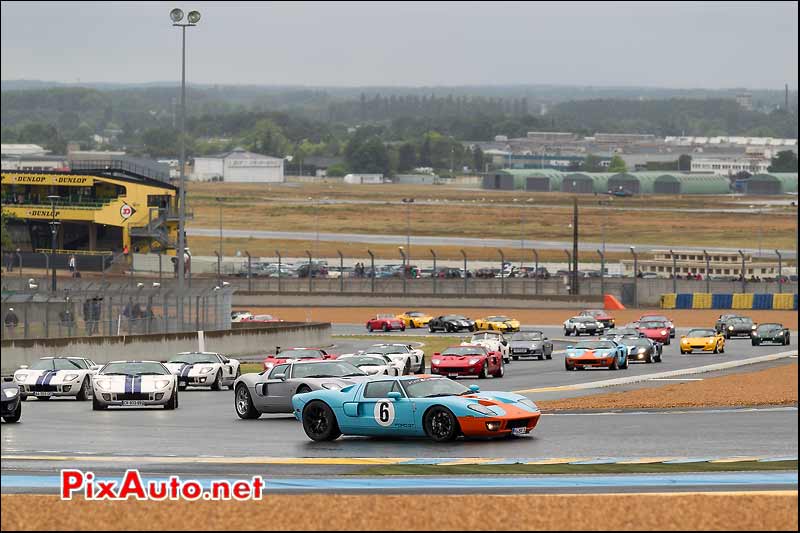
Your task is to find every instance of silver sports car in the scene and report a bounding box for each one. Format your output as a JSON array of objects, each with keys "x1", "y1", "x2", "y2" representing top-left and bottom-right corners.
[
  {"x1": 233, "y1": 360, "x2": 372, "y2": 418},
  {"x1": 163, "y1": 352, "x2": 241, "y2": 391},
  {"x1": 91, "y1": 361, "x2": 178, "y2": 410}
]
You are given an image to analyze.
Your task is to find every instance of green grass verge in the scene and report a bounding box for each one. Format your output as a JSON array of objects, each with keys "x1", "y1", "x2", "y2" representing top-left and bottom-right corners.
[
  {"x1": 241, "y1": 363, "x2": 264, "y2": 374},
  {"x1": 333, "y1": 334, "x2": 464, "y2": 360},
  {"x1": 352, "y1": 460, "x2": 797, "y2": 476}
]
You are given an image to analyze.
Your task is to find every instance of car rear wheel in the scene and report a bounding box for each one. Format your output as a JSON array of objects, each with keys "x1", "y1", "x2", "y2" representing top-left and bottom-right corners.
[
  {"x1": 423, "y1": 406, "x2": 459, "y2": 442},
  {"x1": 416, "y1": 355, "x2": 425, "y2": 374},
  {"x1": 382, "y1": 323, "x2": 389, "y2": 332},
  {"x1": 164, "y1": 390, "x2": 178, "y2": 410},
  {"x1": 620, "y1": 356, "x2": 628, "y2": 369},
  {"x1": 429, "y1": 325, "x2": 436, "y2": 333},
  {"x1": 302, "y1": 401, "x2": 341, "y2": 441},
  {"x1": 235, "y1": 385, "x2": 261, "y2": 419},
  {"x1": 565, "y1": 361, "x2": 575, "y2": 371},
  {"x1": 367, "y1": 324, "x2": 374, "y2": 332},
  {"x1": 609, "y1": 358, "x2": 619, "y2": 370}
]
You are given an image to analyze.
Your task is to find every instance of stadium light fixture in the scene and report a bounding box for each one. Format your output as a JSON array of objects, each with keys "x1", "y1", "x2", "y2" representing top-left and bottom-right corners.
[
  {"x1": 187, "y1": 10, "x2": 201, "y2": 23},
  {"x1": 170, "y1": 8, "x2": 184, "y2": 22}
]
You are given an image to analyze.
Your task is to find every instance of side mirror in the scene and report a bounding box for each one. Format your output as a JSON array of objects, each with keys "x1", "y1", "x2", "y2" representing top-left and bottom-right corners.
[
  {"x1": 387, "y1": 391, "x2": 401, "y2": 400},
  {"x1": 469, "y1": 385, "x2": 480, "y2": 392},
  {"x1": 566, "y1": 345, "x2": 573, "y2": 350},
  {"x1": 543, "y1": 337, "x2": 549, "y2": 340},
  {"x1": 274, "y1": 373, "x2": 286, "y2": 381},
  {"x1": 19, "y1": 365, "x2": 29, "y2": 369}
]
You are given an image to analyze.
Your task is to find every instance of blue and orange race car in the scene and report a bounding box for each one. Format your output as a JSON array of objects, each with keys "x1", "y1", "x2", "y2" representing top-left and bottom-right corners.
[{"x1": 292, "y1": 375, "x2": 540, "y2": 442}]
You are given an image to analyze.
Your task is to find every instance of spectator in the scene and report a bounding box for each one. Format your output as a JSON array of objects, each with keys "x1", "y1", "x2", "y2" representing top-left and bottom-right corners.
[
  {"x1": 123, "y1": 244, "x2": 130, "y2": 263},
  {"x1": 59, "y1": 307, "x2": 75, "y2": 337},
  {"x1": 68, "y1": 254, "x2": 77, "y2": 274},
  {"x1": 4, "y1": 252, "x2": 13, "y2": 273},
  {"x1": 4, "y1": 307, "x2": 19, "y2": 339}
]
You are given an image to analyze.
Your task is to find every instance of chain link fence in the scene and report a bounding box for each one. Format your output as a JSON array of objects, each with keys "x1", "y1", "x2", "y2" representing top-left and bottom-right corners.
[{"x1": 1, "y1": 282, "x2": 232, "y2": 341}]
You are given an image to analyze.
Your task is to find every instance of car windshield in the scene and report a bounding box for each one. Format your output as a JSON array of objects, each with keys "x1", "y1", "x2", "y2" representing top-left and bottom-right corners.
[
  {"x1": 471, "y1": 332, "x2": 500, "y2": 340},
  {"x1": 605, "y1": 328, "x2": 637, "y2": 336},
  {"x1": 292, "y1": 361, "x2": 366, "y2": 378},
  {"x1": 275, "y1": 349, "x2": 324, "y2": 359},
  {"x1": 365, "y1": 345, "x2": 408, "y2": 355},
  {"x1": 442, "y1": 346, "x2": 487, "y2": 356},
  {"x1": 575, "y1": 317, "x2": 596, "y2": 323},
  {"x1": 486, "y1": 316, "x2": 511, "y2": 322},
  {"x1": 444, "y1": 315, "x2": 467, "y2": 321},
  {"x1": 406, "y1": 312, "x2": 424, "y2": 317},
  {"x1": 402, "y1": 377, "x2": 471, "y2": 398},
  {"x1": 168, "y1": 353, "x2": 220, "y2": 364},
  {"x1": 688, "y1": 329, "x2": 716, "y2": 337},
  {"x1": 574, "y1": 341, "x2": 615, "y2": 350},
  {"x1": 376, "y1": 314, "x2": 396, "y2": 319},
  {"x1": 29, "y1": 358, "x2": 82, "y2": 371},
  {"x1": 639, "y1": 321, "x2": 666, "y2": 329},
  {"x1": 756, "y1": 324, "x2": 782, "y2": 333},
  {"x1": 69, "y1": 359, "x2": 89, "y2": 369},
  {"x1": 510, "y1": 332, "x2": 543, "y2": 341},
  {"x1": 344, "y1": 356, "x2": 387, "y2": 367},
  {"x1": 581, "y1": 310, "x2": 604, "y2": 317},
  {"x1": 626, "y1": 339, "x2": 652, "y2": 347},
  {"x1": 642, "y1": 315, "x2": 669, "y2": 322},
  {"x1": 100, "y1": 362, "x2": 168, "y2": 376},
  {"x1": 731, "y1": 317, "x2": 753, "y2": 325}
]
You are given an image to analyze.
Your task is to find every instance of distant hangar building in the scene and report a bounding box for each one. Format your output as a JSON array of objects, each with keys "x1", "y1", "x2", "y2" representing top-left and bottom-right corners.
[{"x1": 192, "y1": 147, "x2": 284, "y2": 183}]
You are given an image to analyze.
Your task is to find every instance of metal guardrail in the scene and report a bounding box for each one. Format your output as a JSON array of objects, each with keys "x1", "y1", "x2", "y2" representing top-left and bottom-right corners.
[{"x1": 35, "y1": 249, "x2": 113, "y2": 256}]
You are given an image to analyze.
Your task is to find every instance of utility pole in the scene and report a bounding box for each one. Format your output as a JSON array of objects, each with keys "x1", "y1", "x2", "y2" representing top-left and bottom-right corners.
[{"x1": 572, "y1": 197, "x2": 579, "y2": 295}]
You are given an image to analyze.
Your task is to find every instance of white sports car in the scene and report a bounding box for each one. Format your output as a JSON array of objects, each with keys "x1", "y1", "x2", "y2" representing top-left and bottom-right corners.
[
  {"x1": 563, "y1": 316, "x2": 605, "y2": 336},
  {"x1": 337, "y1": 354, "x2": 404, "y2": 376},
  {"x1": 14, "y1": 356, "x2": 101, "y2": 401},
  {"x1": 163, "y1": 352, "x2": 241, "y2": 391},
  {"x1": 462, "y1": 331, "x2": 511, "y2": 363},
  {"x1": 92, "y1": 360, "x2": 178, "y2": 410},
  {"x1": 359, "y1": 344, "x2": 425, "y2": 374}
]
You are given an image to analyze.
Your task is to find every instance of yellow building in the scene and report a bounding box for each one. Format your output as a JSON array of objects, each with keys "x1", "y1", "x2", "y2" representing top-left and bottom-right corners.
[{"x1": 1, "y1": 170, "x2": 179, "y2": 254}]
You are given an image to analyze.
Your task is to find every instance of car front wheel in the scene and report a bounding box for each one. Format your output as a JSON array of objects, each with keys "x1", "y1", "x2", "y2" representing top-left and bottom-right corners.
[
  {"x1": 3, "y1": 403, "x2": 22, "y2": 423},
  {"x1": 234, "y1": 384, "x2": 261, "y2": 419},
  {"x1": 423, "y1": 406, "x2": 459, "y2": 442}
]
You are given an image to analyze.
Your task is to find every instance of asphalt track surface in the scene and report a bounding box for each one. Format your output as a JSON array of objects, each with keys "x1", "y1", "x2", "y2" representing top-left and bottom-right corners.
[
  {"x1": 2, "y1": 325, "x2": 796, "y2": 493},
  {"x1": 186, "y1": 228, "x2": 797, "y2": 258}
]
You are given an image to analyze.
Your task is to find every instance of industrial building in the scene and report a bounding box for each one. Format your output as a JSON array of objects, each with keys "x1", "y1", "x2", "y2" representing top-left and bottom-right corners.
[
  {"x1": 622, "y1": 250, "x2": 780, "y2": 279},
  {"x1": 192, "y1": 147, "x2": 285, "y2": 183}
]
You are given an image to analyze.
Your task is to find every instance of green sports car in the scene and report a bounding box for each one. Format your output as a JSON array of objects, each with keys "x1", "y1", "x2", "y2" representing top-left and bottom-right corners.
[{"x1": 751, "y1": 323, "x2": 791, "y2": 346}]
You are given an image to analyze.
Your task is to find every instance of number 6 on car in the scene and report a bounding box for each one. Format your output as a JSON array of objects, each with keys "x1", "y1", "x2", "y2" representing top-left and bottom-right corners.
[{"x1": 374, "y1": 400, "x2": 395, "y2": 426}]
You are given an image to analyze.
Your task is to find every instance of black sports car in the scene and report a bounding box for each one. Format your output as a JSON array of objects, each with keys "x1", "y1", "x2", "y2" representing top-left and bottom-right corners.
[
  {"x1": 617, "y1": 337, "x2": 662, "y2": 363},
  {"x1": 714, "y1": 314, "x2": 743, "y2": 334},
  {"x1": 751, "y1": 323, "x2": 791, "y2": 346},
  {"x1": 508, "y1": 331, "x2": 554, "y2": 360},
  {"x1": 428, "y1": 315, "x2": 476, "y2": 333},
  {"x1": 724, "y1": 316, "x2": 756, "y2": 338},
  {"x1": 1, "y1": 382, "x2": 22, "y2": 423}
]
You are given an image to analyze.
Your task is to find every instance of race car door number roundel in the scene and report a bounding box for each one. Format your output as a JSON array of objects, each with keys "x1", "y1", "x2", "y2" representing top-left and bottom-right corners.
[{"x1": 374, "y1": 400, "x2": 395, "y2": 427}]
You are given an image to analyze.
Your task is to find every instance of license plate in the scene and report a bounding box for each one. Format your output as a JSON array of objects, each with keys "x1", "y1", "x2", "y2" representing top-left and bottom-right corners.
[
  {"x1": 448, "y1": 373, "x2": 459, "y2": 378},
  {"x1": 122, "y1": 400, "x2": 145, "y2": 406},
  {"x1": 33, "y1": 391, "x2": 52, "y2": 397},
  {"x1": 512, "y1": 427, "x2": 529, "y2": 436}
]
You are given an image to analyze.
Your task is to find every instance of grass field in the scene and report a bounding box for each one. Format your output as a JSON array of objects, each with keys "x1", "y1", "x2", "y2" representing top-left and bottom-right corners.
[{"x1": 186, "y1": 182, "x2": 799, "y2": 254}]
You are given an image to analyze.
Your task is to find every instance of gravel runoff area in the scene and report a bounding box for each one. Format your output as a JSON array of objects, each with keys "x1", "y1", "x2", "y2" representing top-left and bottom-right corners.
[
  {"x1": 538, "y1": 362, "x2": 798, "y2": 411},
  {"x1": 2, "y1": 492, "x2": 797, "y2": 531},
  {"x1": 238, "y1": 307, "x2": 799, "y2": 330}
]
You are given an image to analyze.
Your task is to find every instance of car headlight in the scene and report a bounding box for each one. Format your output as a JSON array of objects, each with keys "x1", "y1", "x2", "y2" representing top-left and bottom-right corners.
[
  {"x1": 729, "y1": 326, "x2": 734, "y2": 330},
  {"x1": 14, "y1": 373, "x2": 27, "y2": 382},
  {"x1": 321, "y1": 383, "x2": 341, "y2": 390},
  {"x1": 264, "y1": 362, "x2": 274, "y2": 369},
  {"x1": 431, "y1": 359, "x2": 441, "y2": 365},
  {"x1": 660, "y1": 330, "x2": 667, "y2": 336},
  {"x1": 468, "y1": 358, "x2": 481, "y2": 365},
  {"x1": 467, "y1": 404, "x2": 495, "y2": 416},
  {"x1": 3, "y1": 388, "x2": 19, "y2": 399},
  {"x1": 518, "y1": 398, "x2": 539, "y2": 411},
  {"x1": 94, "y1": 379, "x2": 112, "y2": 391},
  {"x1": 154, "y1": 379, "x2": 171, "y2": 390},
  {"x1": 751, "y1": 325, "x2": 757, "y2": 330},
  {"x1": 63, "y1": 373, "x2": 80, "y2": 382},
  {"x1": 198, "y1": 366, "x2": 214, "y2": 374}
]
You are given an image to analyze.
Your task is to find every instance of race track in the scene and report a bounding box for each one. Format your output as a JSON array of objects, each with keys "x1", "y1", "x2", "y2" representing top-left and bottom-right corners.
[{"x1": 1, "y1": 327, "x2": 796, "y2": 480}]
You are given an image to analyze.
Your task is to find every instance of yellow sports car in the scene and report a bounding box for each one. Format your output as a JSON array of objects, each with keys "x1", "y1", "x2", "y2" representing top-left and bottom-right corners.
[
  {"x1": 680, "y1": 328, "x2": 726, "y2": 354},
  {"x1": 396, "y1": 310, "x2": 433, "y2": 328},
  {"x1": 475, "y1": 315, "x2": 521, "y2": 332}
]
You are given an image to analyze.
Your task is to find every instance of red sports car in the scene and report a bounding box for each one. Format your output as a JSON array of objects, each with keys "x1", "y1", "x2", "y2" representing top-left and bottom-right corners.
[
  {"x1": 637, "y1": 320, "x2": 671, "y2": 345},
  {"x1": 262, "y1": 347, "x2": 338, "y2": 370},
  {"x1": 639, "y1": 312, "x2": 675, "y2": 338},
  {"x1": 430, "y1": 345, "x2": 504, "y2": 379},
  {"x1": 366, "y1": 314, "x2": 406, "y2": 332},
  {"x1": 579, "y1": 309, "x2": 616, "y2": 329}
]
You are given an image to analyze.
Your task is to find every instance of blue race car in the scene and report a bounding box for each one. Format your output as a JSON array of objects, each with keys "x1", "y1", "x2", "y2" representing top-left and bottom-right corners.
[
  {"x1": 564, "y1": 339, "x2": 628, "y2": 371},
  {"x1": 292, "y1": 375, "x2": 541, "y2": 442}
]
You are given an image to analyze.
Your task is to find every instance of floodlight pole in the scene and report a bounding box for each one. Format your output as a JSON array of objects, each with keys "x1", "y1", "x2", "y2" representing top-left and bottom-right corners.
[
  {"x1": 775, "y1": 249, "x2": 783, "y2": 292},
  {"x1": 175, "y1": 20, "x2": 190, "y2": 329}
]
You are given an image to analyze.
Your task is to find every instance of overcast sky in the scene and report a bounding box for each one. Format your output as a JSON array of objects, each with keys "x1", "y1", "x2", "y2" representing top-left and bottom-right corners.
[{"x1": 1, "y1": 1, "x2": 797, "y2": 89}]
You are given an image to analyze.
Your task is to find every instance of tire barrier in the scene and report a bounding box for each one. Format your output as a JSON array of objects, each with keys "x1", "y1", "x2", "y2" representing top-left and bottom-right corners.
[{"x1": 661, "y1": 292, "x2": 798, "y2": 310}]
